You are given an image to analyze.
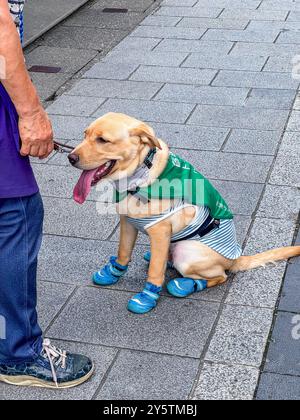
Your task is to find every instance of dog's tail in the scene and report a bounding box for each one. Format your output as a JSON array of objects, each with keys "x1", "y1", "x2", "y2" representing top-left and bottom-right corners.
[{"x1": 230, "y1": 246, "x2": 300, "y2": 273}]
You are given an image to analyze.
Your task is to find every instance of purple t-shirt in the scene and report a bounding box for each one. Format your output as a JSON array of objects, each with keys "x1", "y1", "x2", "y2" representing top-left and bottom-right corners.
[{"x1": 0, "y1": 83, "x2": 38, "y2": 198}]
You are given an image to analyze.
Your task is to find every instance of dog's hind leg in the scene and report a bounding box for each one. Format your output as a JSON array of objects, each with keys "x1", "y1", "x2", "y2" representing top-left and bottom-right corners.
[{"x1": 171, "y1": 240, "x2": 230, "y2": 288}]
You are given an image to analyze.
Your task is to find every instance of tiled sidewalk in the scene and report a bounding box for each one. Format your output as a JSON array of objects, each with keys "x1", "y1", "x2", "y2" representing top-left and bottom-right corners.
[{"x1": 2, "y1": 0, "x2": 300, "y2": 400}]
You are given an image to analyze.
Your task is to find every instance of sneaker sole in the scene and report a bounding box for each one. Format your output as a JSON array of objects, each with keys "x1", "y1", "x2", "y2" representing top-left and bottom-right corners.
[{"x1": 0, "y1": 364, "x2": 95, "y2": 389}]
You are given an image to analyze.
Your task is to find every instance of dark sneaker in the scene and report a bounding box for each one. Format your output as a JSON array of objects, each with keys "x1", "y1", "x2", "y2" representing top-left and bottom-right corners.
[{"x1": 0, "y1": 339, "x2": 94, "y2": 389}]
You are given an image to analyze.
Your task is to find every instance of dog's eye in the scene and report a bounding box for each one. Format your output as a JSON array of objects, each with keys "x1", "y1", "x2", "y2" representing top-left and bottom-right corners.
[{"x1": 96, "y1": 137, "x2": 108, "y2": 144}]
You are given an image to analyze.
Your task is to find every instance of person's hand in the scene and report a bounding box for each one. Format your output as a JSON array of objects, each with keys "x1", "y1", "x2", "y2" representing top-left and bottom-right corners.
[{"x1": 19, "y1": 107, "x2": 54, "y2": 159}]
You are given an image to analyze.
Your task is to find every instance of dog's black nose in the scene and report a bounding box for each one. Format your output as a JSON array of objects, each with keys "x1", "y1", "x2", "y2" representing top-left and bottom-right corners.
[{"x1": 68, "y1": 153, "x2": 80, "y2": 166}]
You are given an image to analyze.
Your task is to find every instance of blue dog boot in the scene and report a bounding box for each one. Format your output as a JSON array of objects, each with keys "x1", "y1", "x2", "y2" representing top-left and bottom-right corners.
[
  {"x1": 143, "y1": 251, "x2": 174, "y2": 269},
  {"x1": 127, "y1": 282, "x2": 162, "y2": 314},
  {"x1": 167, "y1": 278, "x2": 208, "y2": 298},
  {"x1": 93, "y1": 256, "x2": 128, "y2": 286}
]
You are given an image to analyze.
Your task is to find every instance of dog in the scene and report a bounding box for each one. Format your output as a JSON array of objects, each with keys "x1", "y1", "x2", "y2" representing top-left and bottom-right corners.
[{"x1": 68, "y1": 112, "x2": 300, "y2": 314}]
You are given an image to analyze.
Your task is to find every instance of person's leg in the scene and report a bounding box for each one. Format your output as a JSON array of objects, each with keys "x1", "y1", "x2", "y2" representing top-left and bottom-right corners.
[
  {"x1": 0, "y1": 193, "x2": 43, "y2": 363},
  {"x1": 0, "y1": 193, "x2": 95, "y2": 388}
]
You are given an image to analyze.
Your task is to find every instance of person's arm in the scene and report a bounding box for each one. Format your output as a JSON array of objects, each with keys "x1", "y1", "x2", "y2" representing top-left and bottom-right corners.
[{"x1": 0, "y1": 0, "x2": 53, "y2": 158}]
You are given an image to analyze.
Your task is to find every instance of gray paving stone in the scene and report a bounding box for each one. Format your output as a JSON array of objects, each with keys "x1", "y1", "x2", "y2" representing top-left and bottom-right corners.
[
  {"x1": 83, "y1": 62, "x2": 139, "y2": 80},
  {"x1": 195, "y1": 0, "x2": 261, "y2": 8},
  {"x1": 0, "y1": 341, "x2": 117, "y2": 400},
  {"x1": 37, "y1": 281, "x2": 75, "y2": 331},
  {"x1": 293, "y1": 93, "x2": 300, "y2": 110},
  {"x1": 130, "y1": 25, "x2": 206, "y2": 39},
  {"x1": 177, "y1": 17, "x2": 249, "y2": 30},
  {"x1": 226, "y1": 262, "x2": 287, "y2": 308},
  {"x1": 258, "y1": 185, "x2": 300, "y2": 220},
  {"x1": 162, "y1": 0, "x2": 197, "y2": 6},
  {"x1": 131, "y1": 65, "x2": 217, "y2": 85},
  {"x1": 176, "y1": 148, "x2": 273, "y2": 183},
  {"x1": 279, "y1": 233, "x2": 300, "y2": 313},
  {"x1": 243, "y1": 217, "x2": 296, "y2": 256},
  {"x1": 38, "y1": 25, "x2": 127, "y2": 51},
  {"x1": 183, "y1": 53, "x2": 267, "y2": 71},
  {"x1": 67, "y1": 79, "x2": 162, "y2": 100},
  {"x1": 48, "y1": 287, "x2": 220, "y2": 357},
  {"x1": 140, "y1": 15, "x2": 182, "y2": 26},
  {"x1": 154, "y1": 84, "x2": 248, "y2": 106},
  {"x1": 213, "y1": 70, "x2": 299, "y2": 90},
  {"x1": 50, "y1": 115, "x2": 93, "y2": 140},
  {"x1": 104, "y1": 49, "x2": 188, "y2": 67},
  {"x1": 91, "y1": 0, "x2": 155, "y2": 12},
  {"x1": 26, "y1": 46, "x2": 98, "y2": 74},
  {"x1": 224, "y1": 129, "x2": 281, "y2": 155},
  {"x1": 32, "y1": 164, "x2": 79, "y2": 199},
  {"x1": 155, "y1": 6, "x2": 223, "y2": 18},
  {"x1": 245, "y1": 89, "x2": 296, "y2": 110},
  {"x1": 256, "y1": 373, "x2": 300, "y2": 401},
  {"x1": 248, "y1": 19, "x2": 300, "y2": 32},
  {"x1": 206, "y1": 304, "x2": 273, "y2": 366},
  {"x1": 194, "y1": 362, "x2": 259, "y2": 401},
  {"x1": 211, "y1": 180, "x2": 263, "y2": 216},
  {"x1": 263, "y1": 312, "x2": 300, "y2": 376},
  {"x1": 269, "y1": 134, "x2": 300, "y2": 188},
  {"x1": 111, "y1": 36, "x2": 162, "y2": 52},
  {"x1": 263, "y1": 56, "x2": 293, "y2": 73},
  {"x1": 288, "y1": 11, "x2": 300, "y2": 21},
  {"x1": 277, "y1": 31, "x2": 300, "y2": 44},
  {"x1": 155, "y1": 39, "x2": 233, "y2": 54},
  {"x1": 202, "y1": 29, "x2": 279, "y2": 43},
  {"x1": 65, "y1": 10, "x2": 143, "y2": 29},
  {"x1": 231, "y1": 42, "x2": 300, "y2": 58},
  {"x1": 188, "y1": 105, "x2": 289, "y2": 130},
  {"x1": 96, "y1": 99, "x2": 195, "y2": 124},
  {"x1": 43, "y1": 197, "x2": 119, "y2": 240},
  {"x1": 260, "y1": 0, "x2": 300, "y2": 12},
  {"x1": 29, "y1": 73, "x2": 71, "y2": 102},
  {"x1": 233, "y1": 215, "x2": 252, "y2": 245},
  {"x1": 151, "y1": 122, "x2": 229, "y2": 151},
  {"x1": 220, "y1": 8, "x2": 289, "y2": 21},
  {"x1": 286, "y1": 111, "x2": 300, "y2": 132},
  {"x1": 97, "y1": 350, "x2": 199, "y2": 400},
  {"x1": 47, "y1": 94, "x2": 106, "y2": 117}
]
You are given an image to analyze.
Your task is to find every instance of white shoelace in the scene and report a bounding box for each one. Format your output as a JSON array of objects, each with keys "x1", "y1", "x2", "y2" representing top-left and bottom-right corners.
[{"x1": 42, "y1": 339, "x2": 67, "y2": 387}]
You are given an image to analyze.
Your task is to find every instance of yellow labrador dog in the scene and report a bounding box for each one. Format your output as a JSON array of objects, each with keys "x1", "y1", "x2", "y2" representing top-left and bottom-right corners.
[{"x1": 69, "y1": 112, "x2": 300, "y2": 314}]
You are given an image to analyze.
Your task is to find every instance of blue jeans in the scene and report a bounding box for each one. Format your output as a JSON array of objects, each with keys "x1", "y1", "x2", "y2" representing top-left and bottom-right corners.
[{"x1": 0, "y1": 193, "x2": 43, "y2": 364}]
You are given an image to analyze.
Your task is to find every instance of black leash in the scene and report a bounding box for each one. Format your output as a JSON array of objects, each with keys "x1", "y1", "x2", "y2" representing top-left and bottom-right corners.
[{"x1": 53, "y1": 141, "x2": 74, "y2": 154}]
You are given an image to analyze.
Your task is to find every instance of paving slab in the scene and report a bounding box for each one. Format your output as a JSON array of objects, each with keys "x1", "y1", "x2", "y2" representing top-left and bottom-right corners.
[
  {"x1": 29, "y1": 72, "x2": 71, "y2": 101},
  {"x1": 154, "y1": 6, "x2": 223, "y2": 18},
  {"x1": 130, "y1": 65, "x2": 217, "y2": 85},
  {"x1": 231, "y1": 42, "x2": 300, "y2": 58},
  {"x1": 82, "y1": 62, "x2": 139, "y2": 80},
  {"x1": 46, "y1": 95, "x2": 106, "y2": 117},
  {"x1": 175, "y1": 148, "x2": 273, "y2": 183},
  {"x1": 244, "y1": 89, "x2": 296, "y2": 110},
  {"x1": 193, "y1": 362, "x2": 259, "y2": 401},
  {"x1": 42, "y1": 197, "x2": 119, "y2": 240},
  {"x1": 154, "y1": 84, "x2": 249, "y2": 106},
  {"x1": 202, "y1": 29, "x2": 279, "y2": 43},
  {"x1": 224, "y1": 129, "x2": 281, "y2": 155},
  {"x1": 213, "y1": 70, "x2": 299, "y2": 90},
  {"x1": 263, "y1": 311, "x2": 300, "y2": 376},
  {"x1": 91, "y1": 0, "x2": 156, "y2": 12},
  {"x1": 260, "y1": 0, "x2": 300, "y2": 12},
  {"x1": 130, "y1": 25, "x2": 207, "y2": 39},
  {"x1": 0, "y1": 341, "x2": 117, "y2": 400},
  {"x1": 50, "y1": 115, "x2": 93, "y2": 140},
  {"x1": 154, "y1": 39, "x2": 233, "y2": 54},
  {"x1": 177, "y1": 17, "x2": 249, "y2": 30},
  {"x1": 257, "y1": 185, "x2": 300, "y2": 220},
  {"x1": 205, "y1": 304, "x2": 274, "y2": 366},
  {"x1": 140, "y1": 15, "x2": 182, "y2": 26},
  {"x1": 96, "y1": 350, "x2": 199, "y2": 400},
  {"x1": 182, "y1": 52, "x2": 267, "y2": 71},
  {"x1": 48, "y1": 287, "x2": 220, "y2": 358},
  {"x1": 65, "y1": 10, "x2": 144, "y2": 30},
  {"x1": 188, "y1": 104, "x2": 289, "y2": 131},
  {"x1": 256, "y1": 373, "x2": 300, "y2": 401},
  {"x1": 220, "y1": 8, "x2": 289, "y2": 21},
  {"x1": 96, "y1": 99, "x2": 195, "y2": 124},
  {"x1": 67, "y1": 79, "x2": 163, "y2": 100}
]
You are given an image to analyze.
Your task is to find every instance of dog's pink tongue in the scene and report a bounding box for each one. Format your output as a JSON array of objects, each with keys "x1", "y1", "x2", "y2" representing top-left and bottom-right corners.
[{"x1": 73, "y1": 169, "x2": 98, "y2": 204}]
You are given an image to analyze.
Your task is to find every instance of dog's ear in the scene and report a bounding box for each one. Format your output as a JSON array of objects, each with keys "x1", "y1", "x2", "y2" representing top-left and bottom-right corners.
[{"x1": 130, "y1": 123, "x2": 162, "y2": 150}]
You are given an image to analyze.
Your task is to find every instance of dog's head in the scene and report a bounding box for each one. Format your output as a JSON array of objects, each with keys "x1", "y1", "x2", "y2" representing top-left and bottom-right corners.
[{"x1": 69, "y1": 112, "x2": 161, "y2": 204}]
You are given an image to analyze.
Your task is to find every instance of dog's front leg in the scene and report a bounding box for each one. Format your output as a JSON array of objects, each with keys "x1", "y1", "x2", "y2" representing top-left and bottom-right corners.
[
  {"x1": 146, "y1": 220, "x2": 172, "y2": 287},
  {"x1": 117, "y1": 215, "x2": 138, "y2": 266}
]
